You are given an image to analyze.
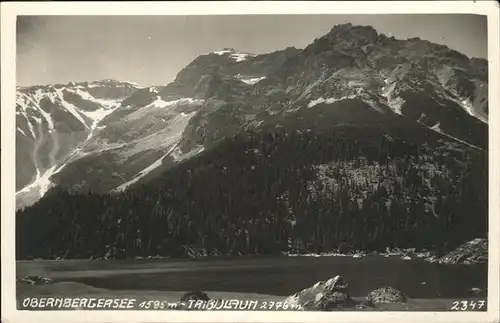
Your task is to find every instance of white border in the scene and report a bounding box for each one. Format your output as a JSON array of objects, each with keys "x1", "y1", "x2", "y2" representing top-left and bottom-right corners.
[{"x1": 1, "y1": 1, "x2": 499, "y2": 323}]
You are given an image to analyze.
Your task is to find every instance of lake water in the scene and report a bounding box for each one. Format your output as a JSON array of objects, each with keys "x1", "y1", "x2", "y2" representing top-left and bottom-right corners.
[{"x1": 19, "y1": 256, "x2": 488, "y2": 299}]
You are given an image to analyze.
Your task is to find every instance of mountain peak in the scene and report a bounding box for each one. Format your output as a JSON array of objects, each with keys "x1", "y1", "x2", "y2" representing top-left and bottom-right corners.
[
  {"x1": 87, "y1": 79, "x2": 140, "y2": 88},
  {"x1": 328, "y1": 23, "x2": 379, "y2": 40},
  {"x1": 18, "y1": 79, "x2": 140, "y2": 91}
]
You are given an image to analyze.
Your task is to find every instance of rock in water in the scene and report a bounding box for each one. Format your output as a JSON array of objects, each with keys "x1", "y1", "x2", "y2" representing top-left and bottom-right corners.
[
  {"x1": 366, "y1": 287, "x2": 407, "y2": 303},
  {"x1": 16, "y1": 276, "x2": 53, "y2": 285},
  {"x1": 285, "y1": 275, "x2": 355, "y2": 310},
  {"x1": 180, "y1": 291, "x2": 210, "y2": 302}
]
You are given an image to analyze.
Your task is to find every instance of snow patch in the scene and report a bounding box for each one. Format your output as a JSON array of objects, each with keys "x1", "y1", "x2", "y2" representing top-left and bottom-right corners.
[
  {"x1": 308, "y1": 97, "x2": 330, "y2": 108},
  {"x1": 381, "y1": 80, "x2": 396, "y2": 98},
  {"x1": 149, "y1": 97, "x2": 171, "y2": 109},
  {"x1": 460, "y1": 98, "x2": 487, "y2": 123},
  {"x1": 430, "y1": 122, "x2": 441, "y2": 132},
  {"x1": 16, "y1": 164, "x2": 64, "y2": 199},
  {"x1": 23, "y1": 113, "x2": 36, "y2": 139},
  {"x1": 146, "y1": 97, "x2": 205, "y2": 109},
  {"x1": 73, "y1": 88, "x2": 97, "y2": 101},
  {"x1": 53, "y1": 162, "x2": 68, "y2": 174},
  {"x1": 46, "y1": 92, "x2": 58, "y2": 104},
  {"x1": 307, "y1": 95, "x2": 356, "y2": 108},
  {"x1": 211, "y1": 49, "x2": 255, "y2": 62},
  {"x1": 80, "y1": 108, "x2": 114, "y2": 124},
  {"x1": 434, "y1": 87, "x2": 487, "y2": 124},
  {"x1": 17, "y1": 127, "x2": 27, "y2": 137},
  {"x1": 36, "y1": 106, "x2": 56, "y2": 133},
  {"x1": 55, "y1": 90, "x2": 90, "y2": 129},
  {"x1": 212, "y1": 49, "x2": 234, "y2": 55},
  {"x1": 230, "y1": 53, "x2": 250, "y2": 62},
  {"x1": 241, "y1": 76, "x2": 266, "y2": 85},
  {"x1": 79, "y1": 105, "x2": 119, "y2": 132},
  {"x1": 38, "y1": 166, "x2": 57, "y2": 196}
]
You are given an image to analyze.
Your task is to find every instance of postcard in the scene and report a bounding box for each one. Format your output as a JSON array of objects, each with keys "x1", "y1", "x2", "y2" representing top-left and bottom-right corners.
[{"x1": 1, "y1": 1, "x2": 499, "y2": 323}]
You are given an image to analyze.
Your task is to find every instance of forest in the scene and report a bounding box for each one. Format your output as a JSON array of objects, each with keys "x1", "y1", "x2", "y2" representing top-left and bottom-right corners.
[{"x1": 16, "y1": 124, "x2": 488, "y2": 260}]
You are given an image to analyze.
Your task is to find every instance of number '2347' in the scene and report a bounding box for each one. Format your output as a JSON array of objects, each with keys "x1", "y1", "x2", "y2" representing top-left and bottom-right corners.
[{"x1": 450, "y1": 300, "x2": 486, "y2": 311}]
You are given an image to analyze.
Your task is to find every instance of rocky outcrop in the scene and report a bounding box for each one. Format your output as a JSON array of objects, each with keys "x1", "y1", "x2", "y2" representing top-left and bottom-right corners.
[
  {"x1": 434, "y1": 238, "x2": 488, "y2": 265},
  {"x1": 284, "y1": 276, "x2": 409, "y2": 311},
  {"x1": 17, "y1": 276, "x2": 53, "y2": 285},
  {"x1": 284, "y1": 275, "x2": 356, "y2": 310}
]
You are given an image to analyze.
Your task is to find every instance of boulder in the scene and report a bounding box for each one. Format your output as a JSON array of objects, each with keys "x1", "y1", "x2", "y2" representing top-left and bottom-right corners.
[
  {"x1": 366, "y1": 286, "x2": 407, "y2": 303},
  {"x1": 285, "y1": 275, "x2": 355, "y2": 311},
  {"x1": 180, "y1": 291, "x2": 210, "y2": 302},
  {"x1": 313, "y1": 290, "x2": 354, "y2": 310}
]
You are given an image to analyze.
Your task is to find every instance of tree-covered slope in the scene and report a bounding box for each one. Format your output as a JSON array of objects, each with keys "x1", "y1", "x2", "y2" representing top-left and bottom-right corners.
[{"x1": 16, "y1": 100, "x2": 487, "y2": 260}]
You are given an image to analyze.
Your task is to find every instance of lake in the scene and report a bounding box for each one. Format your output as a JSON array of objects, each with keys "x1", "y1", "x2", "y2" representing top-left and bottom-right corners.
[{"x1": 16, "y1": 255, "x2": 488, "y2": 299}]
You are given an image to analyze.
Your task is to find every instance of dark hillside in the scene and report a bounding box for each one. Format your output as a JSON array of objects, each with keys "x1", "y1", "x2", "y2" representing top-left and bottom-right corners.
[{"x1": 16, "y1": 104, "x2": 487, "y2": 259}]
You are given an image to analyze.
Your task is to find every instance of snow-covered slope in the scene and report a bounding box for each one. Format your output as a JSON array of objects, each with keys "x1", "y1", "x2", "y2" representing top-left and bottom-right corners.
[{"x1": 15, "y1": 80, "x2": 139, "y2": 208}]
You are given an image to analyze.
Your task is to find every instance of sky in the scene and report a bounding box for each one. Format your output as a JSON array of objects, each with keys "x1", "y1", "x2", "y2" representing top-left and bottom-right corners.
[{"x1": 17, "y1": 14, "x2": 487, "y2": 87}]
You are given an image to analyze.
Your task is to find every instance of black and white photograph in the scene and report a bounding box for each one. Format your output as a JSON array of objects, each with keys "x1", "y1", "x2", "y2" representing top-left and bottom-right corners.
[{"x1": 1, "y1": 1, "x2": 499, "y2": 323}]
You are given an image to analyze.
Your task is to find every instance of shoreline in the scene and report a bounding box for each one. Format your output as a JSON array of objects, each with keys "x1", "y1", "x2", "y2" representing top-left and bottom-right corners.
[
  {"x1": 13, "y1": 252, "x2": 442, "y2": 265},
  {"x1": 17, "y1": 249, "x2": 437, "y2": 262},
  {"x1": 16, "y1": 281, "x2": 487, "y2": 312},
  {"x1": 18, "y1": 237, "x2": 487, "y2": 265}
]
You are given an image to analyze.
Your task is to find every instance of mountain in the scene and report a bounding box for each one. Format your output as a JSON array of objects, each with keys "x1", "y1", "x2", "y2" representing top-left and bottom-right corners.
[
  {"x1": 18, "y1": 46, "x2": 301, "y2": 198},
  {"x1": 15, "y1": 80, "x2": 140, "y2": 208},
  {"x1": 15, "y1": 24, "x2": 489, "y2": 260}
]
